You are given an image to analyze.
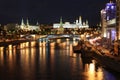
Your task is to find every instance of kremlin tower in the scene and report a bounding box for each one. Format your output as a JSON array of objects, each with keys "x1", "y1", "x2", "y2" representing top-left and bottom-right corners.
[{"x1": 20, "y1": 18, "x2": 40, "y2": 31}]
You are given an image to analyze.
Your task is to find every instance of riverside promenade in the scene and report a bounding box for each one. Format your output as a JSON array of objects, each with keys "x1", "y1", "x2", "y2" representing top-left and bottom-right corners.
[
  {"x1": 83, "y1": 40, "x2": 120, "y2": 72},
  {"x1": 84, "y1": 41, "x2": 120, "y2": 62}
]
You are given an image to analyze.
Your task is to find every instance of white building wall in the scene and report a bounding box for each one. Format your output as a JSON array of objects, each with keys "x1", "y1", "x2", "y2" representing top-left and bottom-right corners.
[
  {"x1": 53, "y1": 16, "x2": 89, "y2": 29},
  {"x1": 53, "y1": 23, "x2": 88, "y2": 28}
]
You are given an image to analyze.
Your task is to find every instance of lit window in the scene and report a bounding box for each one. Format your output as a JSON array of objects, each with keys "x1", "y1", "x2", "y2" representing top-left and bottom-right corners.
[
  {"x1": 107, "y1": 6, "x2": 109, "y2": 9},
  {"x1": 111, "y1": 6, "x2": 114, "y2": 9}
]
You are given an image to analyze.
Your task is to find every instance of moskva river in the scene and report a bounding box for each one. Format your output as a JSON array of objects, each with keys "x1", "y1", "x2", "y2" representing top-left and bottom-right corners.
[{"x1": 0, "y1": 39, "x2": 120, "y2": 80}]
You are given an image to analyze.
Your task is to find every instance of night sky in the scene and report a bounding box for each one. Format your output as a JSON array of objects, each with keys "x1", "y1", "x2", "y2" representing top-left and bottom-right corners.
[{"x1": 0, "y1": 0, "x2": 110, "y2": 26}]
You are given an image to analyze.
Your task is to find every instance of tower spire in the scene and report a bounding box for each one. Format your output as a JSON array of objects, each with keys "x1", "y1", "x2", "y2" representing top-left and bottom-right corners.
[
  {"x1": 79, "y1": 16, "x2": 82, "y2": 25},
  {"x1": 21, "y1": 18, "x2": 24, "y2": 25},
  {"x1": 86, "y1": 20, "x2": 88, "y2": 25},
  {"x1": 36, "y1": 21, "x2": 39, "y2": 25},
  {"x1": 27, "y1": 18, "x2": 29, "y2": 26},
  {"x1": 60, "y1": 17, "x2": 63, "y2": 28}
]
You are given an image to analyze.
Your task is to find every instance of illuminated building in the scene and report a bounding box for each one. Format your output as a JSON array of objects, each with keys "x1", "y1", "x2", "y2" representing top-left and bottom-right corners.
[
  {"x1": 53, "y1": 16, "x2": 89, "y2": 29},
  {"x1": 116, "y1": 0, "x2": 120, "y2": 40},
  {"x1": 101, "y1": 0, "x2": 120, "y2": 54},
  {"x1": 101, "y1": 9, "x2": 107, "y2": 37},
  {"x1": 101, "y1": 0, "x2": 116, "y2": 42},
  {"x1": 20, "y1": 18, "x2": 40, "y2": 31}
]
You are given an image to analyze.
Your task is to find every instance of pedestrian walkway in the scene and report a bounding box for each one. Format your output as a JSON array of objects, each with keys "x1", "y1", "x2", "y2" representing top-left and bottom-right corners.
[{"x1": 84, "y1": 41, "x2": 120, "y2": 62}]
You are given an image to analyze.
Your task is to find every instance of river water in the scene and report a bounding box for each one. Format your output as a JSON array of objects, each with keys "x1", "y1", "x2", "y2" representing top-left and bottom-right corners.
[{"x1": 0, "y1": 39, "x2": 120, "y2": 80}]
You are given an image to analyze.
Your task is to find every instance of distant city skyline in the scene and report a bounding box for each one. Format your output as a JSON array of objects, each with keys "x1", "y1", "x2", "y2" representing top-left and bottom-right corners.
[{"x1": 0, "y1": 0, "x2": 113, "y2": 26}]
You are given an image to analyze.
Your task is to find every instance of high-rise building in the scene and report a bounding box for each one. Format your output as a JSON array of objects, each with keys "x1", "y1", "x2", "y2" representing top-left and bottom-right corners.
[
  {"x1": 116, "y1": 0, "x2": 120, "y2": 40},
  {"x1": 101, "y1": 0, "x2": 116, "y2": 42},
  {"x1": 101, "y1": 0, "x2": 120, "y2": 55}
]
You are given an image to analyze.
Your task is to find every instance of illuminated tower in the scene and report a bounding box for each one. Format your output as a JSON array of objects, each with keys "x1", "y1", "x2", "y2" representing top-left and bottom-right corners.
[
  {"x1": 58, "y1": 17, "x2": 64, "y2": 34},
  {"x1": 85, "y1": 20, "x2": 89, "y2": 28},
  {"x1": 21, "y1": 18, "x2": 24, "y2": 26},
  {"x1": 76, "y1": 19, "x2": 79, "y2": 25},
  {"x1": 86, "y1": 20, "x2": 88, "y2": 25},
  {"x1": 26, "y1": 18, "x2": 29, "y2": 26},
  {"x1": 26, "y1": 18, "x2": 29, "y2": 30},
  {"x1": 60, "y1": 17, "x2": 63, "y2": 28},
  {"x1": 36, "y1": 21, "x2": 39, "y2": 25},
  {"x1": 20, "y1": 18, "x2": 25, "y2": 29},
  {"x1": 79, "y1": 16, "x2": 82, "y2": 28}
]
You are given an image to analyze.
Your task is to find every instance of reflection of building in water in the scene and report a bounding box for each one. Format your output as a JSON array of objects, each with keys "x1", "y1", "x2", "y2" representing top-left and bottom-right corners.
[
  {"x1": 53, "y1": 16, "x2": 89, "y2": 29},
  {"x1": 20, "y1": 18, "x2": 40, "y2": 31}
]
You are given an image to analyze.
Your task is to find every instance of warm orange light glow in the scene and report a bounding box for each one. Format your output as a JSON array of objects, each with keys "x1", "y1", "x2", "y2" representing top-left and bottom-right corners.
[
  {"x1": 83, "y1": 60, "x2": 104, "y2": 80},
  {"x1": 30, "y1": 47, "x2": 36, "y2": 66},
  {"x1": 66, "y1": 40, "x2": 70, "y2": 50},
  {"x1": 20, "y1": 48, "x2": 33, "y2": 78},
  {"x1": 66, "y1": 39, "x2": 70, "y2": 46},
  {"x1": 25, "y1": 42, "x2": 29, "y2": 47},
  {"x1": 8, "y1": 44, "x2": 12, "y2": 50},
  {"x1": 9, "y1": 49, "x2": 12, "y2": 54},
  {"x1": 66, "y1": 38, "x2": 69, "y2": 41},
  {"x1": 8, "y1": 47, "x2": 16, "y2": 72},
  {"x1": 31, "y1": 47, "x2": 36, "y2": 54},
  {"x1": 31, "y1": 34, "x2": 35, "y2": 39},
  {"x1": 31, "y1": 41, "x2": 36, "y2": 47},
  {"x1": 50, "y1": 42, "x2": 55, "y2": 47},
  {"x1": 39, "y1": 47, "x2": 42, "y2": 55},
  {"x1": 57, "y1": 39, "x2": 61, "y2": 43},
  {"x1": 69, "y1": 44, "x2": 73, "y2": 56},
  {"x1": 73, "y1": 41, "x2": 78, "y2": 46},
  {"x1": 73, "y1": 38, "x2": 76, "y2": 41},
  {"x1": 89, "y1": 63, "x2": 95, "y2": 73},
  {"x1": 0, "y1": 47, "x2": 4, "y2": 65},
  {"x1": 0, "y1": 47, "x2": 4, "y2": 52},
  {"x1": 61, "y1": 42, "x2": 66, "y2": 47},
  {"x1": 39, "y1": 42, "x2": 42, "y2": 46},
  {"x1": 42, "y1": 41, "x2": 46, "y2": 47},
  {"x1": 39, "y1": 45, "x2": 46, "y2": 61},
  {"x1": 89, "y1": 60, "x2": 95, "y2": 73},
  {"x1": 20, "y1": 43, "x2": 26, "y2": 49},
  {"x1": 97, "y1": 68, "x2": 103, "y2": 80},
  {"x1": 43, "y1": 46, "x2": 46, "y2": 55},
  {"x1": 80, "y1": 34, "x2": 85, "y2": 40},
  {"x1": 66, "y1": 46, "x2": 69, "y2": 50},
  {"x1": 72, "y1": 53, "x2": 77, "y2": 57}
]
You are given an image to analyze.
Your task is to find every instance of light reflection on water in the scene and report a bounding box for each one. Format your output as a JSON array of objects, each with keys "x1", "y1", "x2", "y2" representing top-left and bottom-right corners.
[
  {"x1": 0, "y1": 39, "x2": 119, "y2": 80},
  {"x1": 83, "y1": 60, "x2": 104, "y2": 80}
]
